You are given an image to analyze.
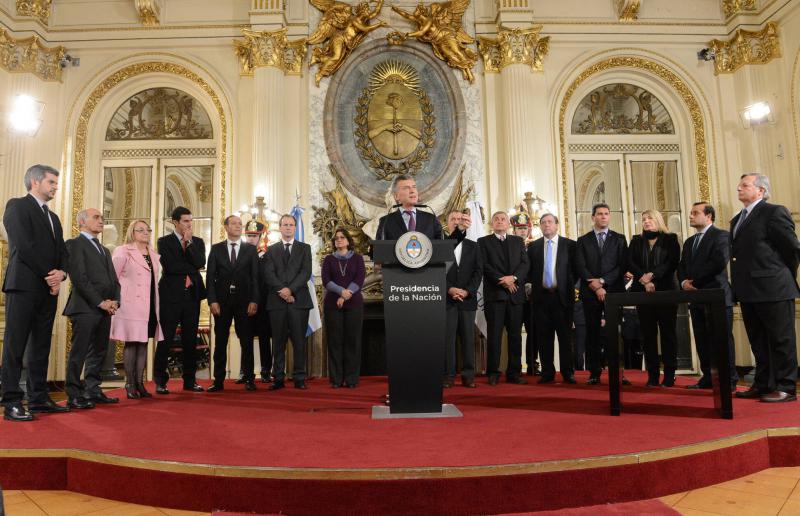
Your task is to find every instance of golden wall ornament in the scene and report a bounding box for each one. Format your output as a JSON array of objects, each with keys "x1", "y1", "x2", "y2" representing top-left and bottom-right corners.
[
  {"x1": 392, "y1": 0, "x2": 478, "y2": 83},
  {"x1": 0, "y1": 29, "x2": 65, "y2": 82},
  {"x1": 106, "y1": 87, "x2": 213, "y2": 140},
  {"x1": 559, "y1": 55, "x2": 710, "y2": 236},
  {"x1": 16, "y1": 0, "x2": 51, "y2": 25},
  {"x1": 135, "y1": 0, "x2": 162, "y2": 26},
  {"x1": 312, "y1": 167, "x2": 372, "y2": 257},
  {"x1": 354, "y1": 60, "x2": 435, "y2": 180},
  {"x1": 708, "y1": 22, "x2": 780, "y2": 75},
  {"x1": 722, "y1": 0, "x2": 756, "y2": 18},
  {"x1": 307, "y1": 0, "x2": 387, "y2": 86},
  {"x1": 477, "y1": 25, "x2": 550, "y2": 73},
  {"x1": 438, "y1": 165, "x2": 474, "y2": 230},
  {"x1": 615, "y1": 0, "x2": 641, "y2": 22},
  {"x1": 234, "y1": 28, "x2": 306, "y2": 76}
]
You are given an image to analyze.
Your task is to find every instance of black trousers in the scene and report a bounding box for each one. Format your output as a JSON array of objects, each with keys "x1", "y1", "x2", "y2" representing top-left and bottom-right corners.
[
  {"x1": 325, "y1": 306, "x2": 363, "y2": 386},
  {"x1": 269, "y1": 307, "x2": 310, "y2": 383},
  {"x1": 637, "y1": 304, "x2": 678, "y2": 374},
  {"x1": 741, "y1": 300, "x2": 798, "y2": 395},
  {"x1": 445, "y1": 306, "x2": 476, "y2": 381},
  {"x1": 66, "y1": 311, "x2": 111, "y2": 400},
  {"x1": 690, "y1": 305, "x2": 738, "y2": 386},
  {"x1": 534, "y1": 293, "x2": 575, "y2": 380},
  {"x1": 523, "y1": 299, "x2": 539, "y2": 370},
  {"x1": 212, "y1": 300, "x2": 255, "y2": 384},
  {"x1": 251, "y1": 305, "x2": 272, "y2": 376},
  {"x1": 582, "y1": 296, "x2": 606, "y2": 377},
  {"x1": 154, "y1": 289, "x2": 200, "y2": 386},
  {"x1": 1, "y1": 288, "x2": 57, "y2": 406},
  {"x1": 485, "y1": 300, "x2": 523, "y2": 379}
]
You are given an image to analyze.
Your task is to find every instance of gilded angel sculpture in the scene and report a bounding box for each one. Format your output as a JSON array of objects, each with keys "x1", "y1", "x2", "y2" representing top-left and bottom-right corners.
[
  {"x1": 392, "y1": 0, "x2": 477, "y2": 83},
  {"x1": 307, "y1": 0, "x2": 387, "y2": 86}
]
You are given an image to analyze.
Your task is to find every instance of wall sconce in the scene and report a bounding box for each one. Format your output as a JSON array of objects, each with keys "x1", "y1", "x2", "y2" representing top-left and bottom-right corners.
[
  {"x1": 8, "y1": 94, "x2": 44, "y2": 136},
  {"x1": 740, "y1": 101, "x2": 774, "y2": 129}
]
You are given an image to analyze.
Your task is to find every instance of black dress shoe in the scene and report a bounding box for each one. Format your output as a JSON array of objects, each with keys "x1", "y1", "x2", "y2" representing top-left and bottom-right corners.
[
  {"x1": 89, "y1": 392, "x2": 120, "y2": 404},
  {"x1": 234, "y1": 376, "x2": 246, "y2": 385},
  {"x1": 155, "y1": 385, "x2": 170, "y2": 395},
  {"x1": 563, "y1": 376, "x2": 577, "y2": 384},
  {"x1": 586, "y1": 376, "x2": 600, "y2": 385},
  {"x1": 736, "y1": 387, "x2": 761, "y2": 399},
  {"x1": 207, "y1": 384, "x2": 224, "y2": 392},
  {"x1": 183, "y1": 384, "x2": 204, "y2": 392},
  {"x1": 621, "y1": 377, "x2": 632, "y2": 386},
  {"x1": 760, "y1": 391, "x2": 797, "y2": 403},
  {"x1": 346, "y1": 383, "x2": 357, "y2": 389},
  {"x1": 245, "y1": 380, "x2": 257, "y2": 391},
  {"x1": 442, "y1": 379, "x2": 454, "y2": 388},
  {"x1": 261, "y1": 372, "x2": 273, "y2": 383},
  {"x1": 661, "y1": 378, "x2": 675, "y2": 388},
  {"x1": 463, "y1": 379, "x2": 477, "y2": 388},
  {"x1": 294, "y1": 380, "x2": 308, "y2": 390},
  {"x1": 269, "y1": 381, "x2": 285, "y2": 391},
  {"x1": 686, "y1": 382, "x2": 712, "y2": 390},
  {"x1": 507, "y1": 377, "x2": 528, "y2": 385},
  {"x1": 28, "y1": 399, "x2": 70, "y2": 414},
  {"x1": 67, "y1": 398, "x2": 95, "y2": 410},
  {"x1": 125, "y1": 384, "x2": 141, "y2": 399},
  {"x1": 4, "y1": 404, "x2": 34, "y2": 422},
  {"x1": 538, "y1": 376, "x2": 555, "y2": 384},
  {"x1": 488, "y1": 375, "x2": 499, "y2": 386}
]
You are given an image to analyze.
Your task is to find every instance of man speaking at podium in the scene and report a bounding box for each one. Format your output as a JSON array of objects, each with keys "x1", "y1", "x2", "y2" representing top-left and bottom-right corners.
[{"x1": 376, "y1": 175, "x2": 443, "y2": 241}]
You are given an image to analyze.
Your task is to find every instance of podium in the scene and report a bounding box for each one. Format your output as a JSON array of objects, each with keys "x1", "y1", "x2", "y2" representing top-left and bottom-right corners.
[{"x1": 371, "y1": 238, "x2": 461, "y2": 417}]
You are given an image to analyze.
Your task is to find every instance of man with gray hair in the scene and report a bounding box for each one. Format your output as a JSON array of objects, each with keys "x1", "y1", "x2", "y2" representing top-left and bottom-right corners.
[
  {"x1": 1, "y1": 165, "x2": 69, "y2": 421},
  {"x1": 731, "y1": 173, "x2": 800, "y2": 403},
  {"x1": 62, "y1": 208, "x2": 121, "y2": 409}
]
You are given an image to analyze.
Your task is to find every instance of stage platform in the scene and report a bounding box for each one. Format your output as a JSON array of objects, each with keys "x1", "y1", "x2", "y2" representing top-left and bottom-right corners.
[{"x1": 1, "y1": 371, "x2": 799, "y2": 515}]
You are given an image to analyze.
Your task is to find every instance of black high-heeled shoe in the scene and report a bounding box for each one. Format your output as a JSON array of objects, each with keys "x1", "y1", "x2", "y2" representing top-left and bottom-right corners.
[
  {"x1": 136, "y1": 383, "x2": 153, "y2": 398},
  {"x1": 125, "y1": 384, "x2": 141, "y2": 399}
]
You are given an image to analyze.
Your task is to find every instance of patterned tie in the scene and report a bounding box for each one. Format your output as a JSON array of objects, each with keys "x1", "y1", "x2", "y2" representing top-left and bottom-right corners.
[
  {"x1": 404, "y1": 210, "x2": 416, "y2": 232},
  {"x1": 544, "y1": 239, "x2": 554, "y2": 289},
  {"x1": 692, "y1": 232, "x2": 703, "y2": 255},
  {"x1": 230, "y1": 242, "x2": 237, "y2": 265},
  {"x1": 597, "y1": 231, "x2": 606, "y2": 251}
]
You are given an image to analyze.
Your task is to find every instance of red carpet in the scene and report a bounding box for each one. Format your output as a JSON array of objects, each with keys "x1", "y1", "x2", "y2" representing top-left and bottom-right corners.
[{"x1": 1, "y1": 370, "x2": 798, "y2": 515}]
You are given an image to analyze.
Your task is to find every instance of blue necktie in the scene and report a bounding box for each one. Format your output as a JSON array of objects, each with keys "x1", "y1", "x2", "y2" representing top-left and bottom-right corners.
[
  {"x1": 544, "y1": 239, "x2": 554, "y2": 289},
  {"x1": 692, "y1": 233, "x2": 702, "y2": 255}
]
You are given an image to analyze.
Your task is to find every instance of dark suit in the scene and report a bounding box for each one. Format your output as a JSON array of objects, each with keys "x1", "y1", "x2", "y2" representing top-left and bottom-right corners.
[
  {"x1": 153, "y1": 232, "x2": 206, "y2": 387},
  {"x1": 263, "y1": 240, "x2": 313, "y2": 383},
  {"x1": 730, "y1": 201, "x2": 800, "y2": 395},
  {"x1": 445, "y1": 238, "x2": 483, "y2": 383},
  {"x1": 478, "y1": 234, "x2": 529, "y2": 381},
  {"x1": 1, "y1": 194, "x2": 68, "y2": 406},
  {"x1": 63, "y1": 235, "x2": 120, "y2": 400},
  {"x1": 253, "y1": 252, "x2": 272, "y2": 378},
  {"x1": 527, "y1": 236, "x2": 577, "y2": 380},
  {"x1": 575, "y1": 229, "x2": 628, "y2": 378},
  {"x1": 678, "y1": 225, "x2": 738, "y2": 387},
  {"x1": 207, "y1": 240, "x2": 260, "y2": 385},
  {"x1": 376, "y1": 208, "x2": 443, "y2": 241}
]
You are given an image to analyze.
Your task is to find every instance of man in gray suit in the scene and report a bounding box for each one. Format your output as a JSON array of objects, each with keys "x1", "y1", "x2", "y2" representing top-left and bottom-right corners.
[
  {"x1": 63, "y1": 208, "x2": 121, "y2": 409},
  {"x1": 263, "y1": 214, "x2": 313, "y2": 390}
]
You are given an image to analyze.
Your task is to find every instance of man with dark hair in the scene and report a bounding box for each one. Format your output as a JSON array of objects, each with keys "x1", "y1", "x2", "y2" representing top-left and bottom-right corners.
[
  {"x1": 2, "y1": 165, "x2": 69, "y2": 421},
  {"x1": 375, "y1": 174, "x2": 443, "y2": 240},
  {"x1": 679, "y1": 202, "x2": 738, "y2": 391},
  {"x1": 264, "y1": 214, "x2": 313, "y2": 390},
  {"x1": 206, "y1": 215, "x2": 259, "y2": 392},
  {"x1": 575, "y1": 203, "x2": 628, "y2": 385},
  {"x1": 730, "y1": 174, "x2": 800, "y2": 402},
  {"x1": 153, "y1": 206, "x2": 207, "y2": 394}
]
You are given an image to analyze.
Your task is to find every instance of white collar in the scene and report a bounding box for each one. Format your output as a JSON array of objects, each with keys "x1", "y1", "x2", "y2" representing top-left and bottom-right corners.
[
  {"x1": 544, "y1": 234, "x2": 559, "y2": 244},
  {"x1": 226, "y1": 239, "x2": 240, "y2": 246},
  {"x1": 744, "y1": 198, "x2": 762, "y2": 213},
  {"x1": 281, "y1": 239, "x2": 295, "y2": 246}
]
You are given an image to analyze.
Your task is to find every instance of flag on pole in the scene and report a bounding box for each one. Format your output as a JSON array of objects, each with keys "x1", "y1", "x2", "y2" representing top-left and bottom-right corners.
[
  {"x1": 465, "y1": 199, "x2": 487, "y2": 337},
  {"x1": 289, "y1": 203, "x2": 323, "y2": 337}
]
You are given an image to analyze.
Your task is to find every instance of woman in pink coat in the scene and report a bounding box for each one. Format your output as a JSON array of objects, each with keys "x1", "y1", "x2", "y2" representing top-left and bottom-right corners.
[{"x1": 111, "y1": 219, "x2": 164, "y2": 399}]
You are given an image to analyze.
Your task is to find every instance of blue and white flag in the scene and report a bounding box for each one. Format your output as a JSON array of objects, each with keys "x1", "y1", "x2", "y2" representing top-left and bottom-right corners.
[{"x1": 290, "y1": 204, "x2": 323, "y2": 337}]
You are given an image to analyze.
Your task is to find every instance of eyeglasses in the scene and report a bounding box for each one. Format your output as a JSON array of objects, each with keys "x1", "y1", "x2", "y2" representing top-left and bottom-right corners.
[{"x1": 134, "y1": 228, "x2": 153, "y2": 233}]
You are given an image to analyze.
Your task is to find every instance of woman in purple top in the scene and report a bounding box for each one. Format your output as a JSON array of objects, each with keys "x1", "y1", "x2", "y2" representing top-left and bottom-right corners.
[{"x1": 322, "y1": 228, "x2": 366, "y2": 388}]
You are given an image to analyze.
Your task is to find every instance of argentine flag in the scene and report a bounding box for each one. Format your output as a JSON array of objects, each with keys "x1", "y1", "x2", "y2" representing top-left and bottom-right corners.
[{"x1": 290, "y1": 204, "x2": 323, "y2": 337}]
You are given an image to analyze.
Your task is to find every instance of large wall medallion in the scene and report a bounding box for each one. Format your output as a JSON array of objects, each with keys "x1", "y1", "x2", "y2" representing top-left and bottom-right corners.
[{"x1": 324, "y1": 39, "x2": 466, "y2": 207}]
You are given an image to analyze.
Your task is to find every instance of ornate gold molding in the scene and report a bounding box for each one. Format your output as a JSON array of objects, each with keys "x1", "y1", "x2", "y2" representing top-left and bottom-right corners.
[
  {"x1": 0, "y1": 28, "x2": 65, "y2": 81},
  {"x1": 616, "y1": 0, "x2": 641, "y2": 22},
  {"x1": 478, "y1": 25, "x2": 550, "y2": 73},
  {"x1": 135, "y1": 0, "x2": 162, "y2": 26},
  {"x1": 559, "y1": 56, "x2": 710, "y2": 236},
  {"x1": 16, "y1": 0, "x2": 51, "y2": 25},
  {"x1": 234, "y1": 28, "x2": 306, "y2": 76},
  {"x1": 709, "y1": 22, "x2": 780, "y2": 75},
  {"x1": 722, "y1": 0, "x2": 756, "y2": 18}
]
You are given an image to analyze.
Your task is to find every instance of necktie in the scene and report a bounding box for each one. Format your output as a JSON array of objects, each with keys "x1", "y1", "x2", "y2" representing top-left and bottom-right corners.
[
  {"x1": 404, "y1": 210, "x2": 416, "y2": 232},
  {"x1": 597, "y1": 231, "x2": 606, "y2": 251},
  {"x1": 284, "y1": 243, "x2": 291, "y2": 263},
  {"x1": 41, "y1": 204, "x2": 54, "y2": 236},
  {"x1": 230, "y1": 242, "x2": 237, "y2": 265},
  {"x1": 91, "y1": 237, "x2": 104, "y2": 255},
  {"x1": 692, "y1": 233, "x2": 703, "y2": 255},
  {"x1": 544, "y1": 239, "x2": 554, "y2": 289},
  {"x1": 181, "y1": 238, "x2": 191, "y2": 288},
  {"x1": 734, "y1": 209, "x2": 748, "y2": 237}
]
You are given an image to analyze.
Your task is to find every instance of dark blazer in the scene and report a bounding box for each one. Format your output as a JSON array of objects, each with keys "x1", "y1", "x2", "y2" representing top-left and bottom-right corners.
[
  {"x1": 627, "y1": 232, "x2": 679, "y2": 292},
  {"x1": 2, "y1": 194, "x2": 68, "y2": 292},
  {"x1": 63, "y1": 235, "x2": 120, "y2": 315},
  {"x1": 678, "y1": 225, "x2": 734, "y2": 306},
  {"x1": 575, "y1": 229, "x2": 628, "y2": 298},
  {"x1": 206, "y1": 241, "x2": 260, "y2": 308},
  {"x1": 446, "y1": 239, "x2": 483, "y2": 311},
  {"x1": 157, "y1": 233, "x2": 206, "y2": 302},
  {"x1": 730, "y1": 201, "x2": 800, "y2": 303},
  {"x1": 263, "y1": 240, "x2": 313, "y2": 310},
  {"x1": 526, "y1": 236, "x2": 577, "y2": 307},
  {"x1": 376, "y1": 209, "x2": 443, "y2": 241},
  {"x1": 478, "y1": 234, "x2": 529, "y2": 304}
]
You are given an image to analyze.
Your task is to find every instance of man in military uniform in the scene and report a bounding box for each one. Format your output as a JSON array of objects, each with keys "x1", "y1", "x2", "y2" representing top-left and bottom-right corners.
[
  {"x1": 244, "y1": 219, "x2": 273, "y2": 383},
  {"x1": 511, "y1": 213, "x2": 540, "y2": 377}
]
